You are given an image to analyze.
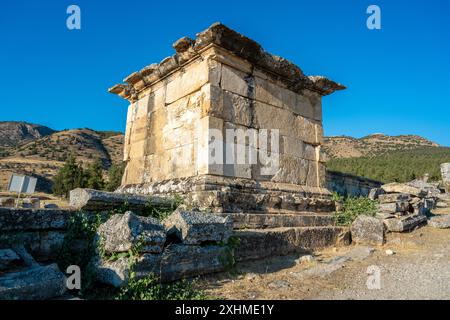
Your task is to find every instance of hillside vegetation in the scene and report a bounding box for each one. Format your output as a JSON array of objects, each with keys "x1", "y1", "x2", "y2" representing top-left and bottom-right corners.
[{"x1": 327, "y1": 146, "x2": 450, "y2": 183}]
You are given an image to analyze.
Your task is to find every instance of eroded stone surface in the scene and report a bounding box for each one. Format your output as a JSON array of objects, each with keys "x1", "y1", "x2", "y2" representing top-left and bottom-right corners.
[
  {"x1": 163, "y1": 210, "x2": 233, "y2": 245},
  {"x1": 97, "y1": 211, "x2": 166, "y2": 254},
  {"x1": 350, "y1": 215, "x2": 385, "y2": 245},
  {"x1": 0, "y1": 264, "x2": 66, "y2": 300}
]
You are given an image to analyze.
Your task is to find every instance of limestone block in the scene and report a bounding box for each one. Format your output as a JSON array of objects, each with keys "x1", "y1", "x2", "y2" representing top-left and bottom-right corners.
[
  {"x1": 207, "y1": 58, "x2": 222, "y2": 87},
  {"x1": 428, "y1": 215, "x2": 450, "y2": 229},
  {"x1": 271, "y1": 155, "x2": 308, "y2": 185},
  {"x1": 303, "y1": 143, "x2": 318, "y2": 161},
  {"x1": 126, "y1": 102, "x2": 137, "y2": 125},
  {"x1": 0, "y1": 264, "x2": 67, "y2": 300},
  {"x1": 281, "y1": 136, "x2": 303, "y2": 158},
  {"x1": 383, "y1": 214, "x2": 427, "y2": 232},
  {"x1": 351, "y1": 215, "x2": 385, "y2": 245},
  {"x1": 123, "y1": 157, "x2": 145, "y2": 184},
  {"x1": 210, "y1": 46, "x2": 253, "y2": 74},
  {"x1": 94, "y1": 245, "x2": 228, "y2": 286},
  {"x1": 381, "y1": 182, "x2": 427, "y2": 197},
  {"x1": 306, "y1": 160, "x2": 320, "y2": 187},
  {"x1": 255, "y1": 76, "x2": 290, "y2": 109},
  {"x1": 378, "y1": 193, "x2": 411, "y2": 203},
  {"x1": 200, "y1": 84, "x2": 223, "y2": 118},
  {"x1": 163, "y1": 210, "x2": 233, "y2": 245},
  {"x1": 318, "y1": 163, "x2": 327, "y2": 188},
  {"x1": 165, "y1": 59, "x2": 209, "y2": 104},
  {"x1": 97, "y1": 211, "x2": 166, "y2": 254},
  {"x1": 221, "y1": 64, "x2": 251, "y2": 98},
  {"x1": 144, "y1": 84, "x2": 166, "y2": 114},
  {"x1": 253, "y1": 101, "x2": 297, "y2": 138},
  {"x1": 295, "y1": 115, "x2": 319, "y2": 145},
  {"x1": 196, "y1": 116, "x2": 225, "y2": 176},
  {"x1": 441, "y1": 163, "x2": 450, "y2": 193},
  {"x1": 222, "y1": 91, "x2": 253, "y2": 127}
]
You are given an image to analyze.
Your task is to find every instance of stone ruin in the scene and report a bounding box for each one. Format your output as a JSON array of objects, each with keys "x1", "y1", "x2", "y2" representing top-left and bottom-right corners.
[
  {"x1": 109, "y1": 22, "x2": 345, "y2": 213},
  {"x1": 1, "y1": 23, "x2": 350, "y2": 299}
]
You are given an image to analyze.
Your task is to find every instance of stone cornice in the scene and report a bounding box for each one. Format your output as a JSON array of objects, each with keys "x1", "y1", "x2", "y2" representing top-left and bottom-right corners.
[{"x1": 109, "y1": 22, "x2": 346, "y2": 102}]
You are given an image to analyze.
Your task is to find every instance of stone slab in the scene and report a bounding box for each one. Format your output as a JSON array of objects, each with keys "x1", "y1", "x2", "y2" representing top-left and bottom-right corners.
[{"x1": 0, "y1": 264, "x2": 66, "y2": 300}]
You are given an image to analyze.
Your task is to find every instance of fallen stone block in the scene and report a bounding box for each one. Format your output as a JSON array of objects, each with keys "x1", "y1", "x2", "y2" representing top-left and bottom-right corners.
[
  {"x1": 381, "y1": 183, "x2": 427, "y2": 197},
  {"x1": 69, "y1": 188, "x2": 175, "y2": 213},
  {"x1": 94, "y1": 244, "x2": 228, "y2": 287},
  {"x1": 350, "y1": 215, "x2": 385, "y2": 245},
  {"x1": 0, "y1": 249, "x2": 21, "y2": 271},
  {"x1": 0, "y1": 264, "x2": 66, "y2": 300},
  {"x1": 97, "y1": 211, "x2": 166, "y2": 254},
  {"x1": 378, "y1": 201, "x2": 411, "y2": 214},
  {"x1": 368, "y1": 188, "x2": 385, "y2": 200},
  {"x1": 378, "y1": 193, "x2": 411, "y2": 203},
  {"x1": 428, "y1": 215, "x2": 450, "y2": 229},
  {"x1": 163, "y1": 210, "x2": 233, "y2": 245},
  {"x1": 383, "y1": 214, "x2": 427, "y2": 232}
]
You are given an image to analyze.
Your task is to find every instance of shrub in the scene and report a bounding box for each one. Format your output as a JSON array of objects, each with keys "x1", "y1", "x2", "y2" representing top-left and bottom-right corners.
[
  {"x1": 117, "y1": 273, "x2": 208, "y2": 300},
  {"x1": 334, "y1": 194, "x2": 377, "y2": 226}
]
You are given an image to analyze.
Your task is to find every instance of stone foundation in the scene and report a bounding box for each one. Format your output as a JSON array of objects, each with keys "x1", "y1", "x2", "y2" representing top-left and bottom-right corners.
[{"x1": 117, "y1": 175, "x2": 335, "y2": 213}]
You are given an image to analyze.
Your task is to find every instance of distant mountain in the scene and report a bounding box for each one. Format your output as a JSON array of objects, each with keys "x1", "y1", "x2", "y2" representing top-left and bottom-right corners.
[
  {"x1": 0, "y1": 121, "x2": 56, "y2": 147},
  {"x1": 323, "y1": 134, "x2": 440, "y2": 159},
  {"x1": 0, "y1": 122, "x2": 124, "y2": 193},
  {"x1": 324, "y1": 134, "x2": 450, "y2": 183}
]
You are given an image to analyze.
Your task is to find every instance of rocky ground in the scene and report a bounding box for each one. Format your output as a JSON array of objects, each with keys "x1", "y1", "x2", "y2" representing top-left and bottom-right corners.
[{"x1": 202, "y1": 212, "x2": 450, "y2": 300}]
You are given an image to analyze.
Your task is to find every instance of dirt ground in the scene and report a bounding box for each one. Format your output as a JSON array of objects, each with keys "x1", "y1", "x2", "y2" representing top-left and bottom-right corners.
[{"x1": 201, "y1": 215, "x2": 450, "y2": 300}]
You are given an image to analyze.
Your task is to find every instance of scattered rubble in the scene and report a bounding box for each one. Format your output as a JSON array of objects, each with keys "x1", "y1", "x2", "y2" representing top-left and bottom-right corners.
[
  {"x1": 372, "y1": 179, "x2": 440, "y2": 233},
  {"x1": 93, "y1": 210, "x2": 232, "y2": 287}
]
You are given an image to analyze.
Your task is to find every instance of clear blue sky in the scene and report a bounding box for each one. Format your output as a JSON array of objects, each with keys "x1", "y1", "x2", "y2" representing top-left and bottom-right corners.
[{"x1": 1, "y1": 0, "x2": 449, "y2": 145}]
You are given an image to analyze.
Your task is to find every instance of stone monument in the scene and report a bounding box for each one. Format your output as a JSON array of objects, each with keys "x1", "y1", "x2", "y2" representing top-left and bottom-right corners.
[{"x1": 109, "y1": 23, "x2": 345, "y2": 213}]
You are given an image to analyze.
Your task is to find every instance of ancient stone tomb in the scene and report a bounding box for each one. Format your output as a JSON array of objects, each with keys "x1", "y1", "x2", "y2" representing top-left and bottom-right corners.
[{"x1": 109, "y1": 23, "x2": 345, "y2": 212}]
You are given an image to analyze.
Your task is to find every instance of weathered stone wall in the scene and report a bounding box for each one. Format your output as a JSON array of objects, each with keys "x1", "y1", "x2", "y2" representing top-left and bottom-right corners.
[
  {"x1": 326, "y1": 171, "x2": 382, "y2": 197},
  {"x1": 121, "y1": 45, "x2": 328, "y2": 189},
  {"x1": 111, "y1": 24, "x2": 345, "y2": 209},
  {"x1": 0, "y1": 208, "x2": 78, "y2": 261}
]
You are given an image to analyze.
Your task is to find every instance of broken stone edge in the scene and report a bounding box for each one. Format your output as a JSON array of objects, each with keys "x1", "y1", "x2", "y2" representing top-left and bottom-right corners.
[{"x1": 108, "y1": 22, "x2": 345, "y2": 102}]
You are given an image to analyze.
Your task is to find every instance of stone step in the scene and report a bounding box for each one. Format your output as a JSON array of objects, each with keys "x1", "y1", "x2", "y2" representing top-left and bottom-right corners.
[
  {"x1": 220, "y1": 212, "x2": 336, "y2": 229},
  {"x1": 234, "y1": 226, "x2": 349, "y2": 262}
]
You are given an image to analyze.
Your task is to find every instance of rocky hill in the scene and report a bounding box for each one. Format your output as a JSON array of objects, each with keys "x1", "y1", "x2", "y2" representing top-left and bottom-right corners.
[
  {"x1": 323, "y1": 134, "x2": 440, "y2": 159},
  {"x1": 0, "y1": 122, "x2": 124, "y2": 193},
  {"x1": 0, "y1": 122, "x2": 56, "y2": 147}
]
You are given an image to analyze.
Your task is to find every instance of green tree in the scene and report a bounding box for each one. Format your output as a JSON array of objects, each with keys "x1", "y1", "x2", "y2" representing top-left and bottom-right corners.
[
  {"x1": 52, "y1": 154, "x2": 86, "y2": 197},
  {"x1": 105, "y1": 162, "x2": 125, "y2": 191},
  {"x1": 86, "y1": 158, "x2": 105, "y2": 190}
]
